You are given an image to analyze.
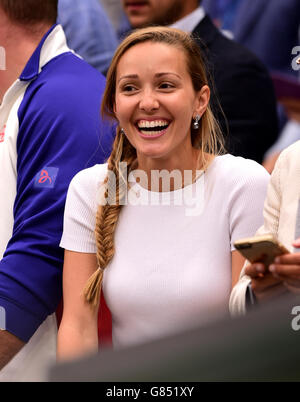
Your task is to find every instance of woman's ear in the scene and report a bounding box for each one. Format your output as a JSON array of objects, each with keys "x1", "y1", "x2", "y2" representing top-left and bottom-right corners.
[{"x1": 194, "y1": 85, "x2": 210, "y2": 117}]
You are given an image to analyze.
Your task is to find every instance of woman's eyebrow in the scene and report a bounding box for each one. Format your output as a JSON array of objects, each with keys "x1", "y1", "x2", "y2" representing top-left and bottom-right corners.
[
  {"x1": 118, "y1": 72, "x2": 182, "y2": 83},
  {"x1": 118, "y1": 74, "x2": 139, "y2": 83},
  {"x1": 155, "y1": 72, "x2": 181, "y2": 79}
]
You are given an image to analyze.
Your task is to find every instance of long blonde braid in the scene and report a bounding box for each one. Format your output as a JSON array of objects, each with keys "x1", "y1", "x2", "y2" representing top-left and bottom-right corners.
[{"x1": 83, "y1": 128, "x2": 136, "y2": 308}]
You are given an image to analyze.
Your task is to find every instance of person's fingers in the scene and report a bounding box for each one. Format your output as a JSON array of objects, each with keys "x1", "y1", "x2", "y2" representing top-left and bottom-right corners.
[
  {"x1": 269, "y1": 263, "x2": 300, "y2": 278},
  {"x1": 245, "y1": 263, "x2": 266, "y2": 278},
  {"x1": 274, "y1": 253, "x2": 300, "y2": 265}
]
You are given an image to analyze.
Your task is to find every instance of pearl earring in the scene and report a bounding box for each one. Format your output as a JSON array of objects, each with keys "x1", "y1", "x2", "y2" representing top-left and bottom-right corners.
[{"x1": 193, "y1": 115, "x2": 201, "y2": 130}]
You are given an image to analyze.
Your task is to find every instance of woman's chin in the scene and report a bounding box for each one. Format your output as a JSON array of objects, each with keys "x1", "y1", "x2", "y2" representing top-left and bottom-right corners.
[{"x1": 137, "y1": 146, "x2": 168, "y2": 161}]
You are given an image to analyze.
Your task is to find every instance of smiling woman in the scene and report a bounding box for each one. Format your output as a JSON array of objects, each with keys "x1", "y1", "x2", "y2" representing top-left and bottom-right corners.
[
  {"x1": 57, "y1": 27, "x2": 270, "y2": 361},
  {"x1": 103, "y1": 27, "x2": 222, "y2": 168},
  {"x1": 115, "y1": 42, "x2": 212, "y2": 166}
]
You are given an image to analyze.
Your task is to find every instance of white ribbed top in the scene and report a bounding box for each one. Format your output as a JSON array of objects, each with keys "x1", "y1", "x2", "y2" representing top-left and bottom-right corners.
[{"x1": 60, "y1": 154, "x2": 270, "y2": 348}]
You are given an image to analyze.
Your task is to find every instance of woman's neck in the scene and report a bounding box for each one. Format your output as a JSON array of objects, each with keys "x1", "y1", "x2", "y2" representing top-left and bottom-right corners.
[{"x1": 134, "y1": 149, "x2": 213, "y2": 192}]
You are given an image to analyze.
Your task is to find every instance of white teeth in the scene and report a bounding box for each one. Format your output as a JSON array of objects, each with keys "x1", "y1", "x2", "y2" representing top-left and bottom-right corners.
[
  {"x1": 137, "y1": 120, "x2": 169, "y2": 129},
  {"x1": 140, "y1": 131, "x2": 162, "y2": 136}
]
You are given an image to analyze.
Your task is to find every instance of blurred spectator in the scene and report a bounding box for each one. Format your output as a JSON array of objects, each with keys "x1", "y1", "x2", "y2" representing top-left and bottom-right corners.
[
  {"x1": 233, "y1": 0, "x2": 300, "y2": 76},
  {"x1": 122, "y1": 0, "x2": 278, "y2": 163},
  {"x1": 263, "y1": 120, "x2": 300, "y2": 173},
  {"x1": 99, "y1": 0, "x2": 131, "y2": 40},
  {"x1": 202, "y1": 0, "x2": 243, "y2": 33},
  {"x1": 58, "y1": 0, "x2": 118, "y2": 75},
  {"x1": 231, "y1": 0, "x2": 300, "y2": 172}
]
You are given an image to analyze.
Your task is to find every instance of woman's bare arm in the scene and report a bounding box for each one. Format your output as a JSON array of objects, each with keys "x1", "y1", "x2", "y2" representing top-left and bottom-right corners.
[{"x1": 57, "y1": 250, "x2": 99, "y2": 362}]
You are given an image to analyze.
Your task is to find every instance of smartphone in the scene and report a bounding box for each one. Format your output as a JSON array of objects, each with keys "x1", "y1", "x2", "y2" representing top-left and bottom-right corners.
[{"x1": 234, "y1": 234, "x2": 289, "y2": 267}]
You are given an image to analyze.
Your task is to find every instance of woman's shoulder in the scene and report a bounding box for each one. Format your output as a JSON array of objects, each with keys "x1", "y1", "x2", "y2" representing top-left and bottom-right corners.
[
  {"x1": 69, "y1": 163, "x2": 108, "y2": 194},
  {"x1": 209, "y1": 153, "x2": 270, "y2": 184},
  {"x1": 207, "y1": 154, "x2": 270, "y2": 212}
]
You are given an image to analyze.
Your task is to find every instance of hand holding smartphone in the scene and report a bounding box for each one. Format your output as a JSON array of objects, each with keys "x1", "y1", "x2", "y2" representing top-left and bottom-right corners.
[{"x1": 234, "y1": 234, "x2": 289, "y2": 268}]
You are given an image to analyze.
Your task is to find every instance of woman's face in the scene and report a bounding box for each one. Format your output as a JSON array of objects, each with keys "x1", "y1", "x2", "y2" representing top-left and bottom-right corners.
[{"x1": 114, "y1": 41, "x2": 209, "y2": 166}]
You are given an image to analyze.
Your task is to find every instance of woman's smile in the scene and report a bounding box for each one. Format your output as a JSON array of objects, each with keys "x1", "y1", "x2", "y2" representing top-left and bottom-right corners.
[{"x1": 135, "y1": 118, "x2": 171, "y2": 138}]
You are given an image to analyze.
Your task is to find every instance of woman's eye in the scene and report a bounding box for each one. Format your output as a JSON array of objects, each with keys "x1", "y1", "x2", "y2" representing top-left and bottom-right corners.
[
  {"x1": 159, "y1": 82, "x2": 174, "y2": 89},
  {"x1": 123, "y1": 85, "x2": 137, "y2": 92}
]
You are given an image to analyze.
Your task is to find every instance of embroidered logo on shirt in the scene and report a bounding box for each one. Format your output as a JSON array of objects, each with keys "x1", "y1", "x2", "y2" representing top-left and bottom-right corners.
[
  {"x1": 34, "y1": 167, "x2": 59, "y2": 188},
  {"x1": 0, "y1": 125, "x2": 6, "y2": 143}
]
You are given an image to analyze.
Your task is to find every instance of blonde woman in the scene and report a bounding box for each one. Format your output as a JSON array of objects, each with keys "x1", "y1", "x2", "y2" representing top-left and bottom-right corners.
[{"x1": 57, "y1": 27, "x2": 270, "y2": 360}]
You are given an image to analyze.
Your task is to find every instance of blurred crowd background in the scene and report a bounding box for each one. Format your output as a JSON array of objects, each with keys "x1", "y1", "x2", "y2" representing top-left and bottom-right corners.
[{"x1": 58, "y1": 0, "x2": 300, "y2": 172}]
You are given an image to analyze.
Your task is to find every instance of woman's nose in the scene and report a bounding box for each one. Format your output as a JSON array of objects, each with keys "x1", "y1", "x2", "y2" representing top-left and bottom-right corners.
[{"x1": 139, "y1": 89, "x2": 159, "y2": 112}]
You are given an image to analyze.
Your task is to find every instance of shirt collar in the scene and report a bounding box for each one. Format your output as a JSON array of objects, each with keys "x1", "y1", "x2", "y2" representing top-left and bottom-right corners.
[
  {"x1": 170, "y1": 6, "x2": 205, "y2": 33},
  {"x1": 20, "y1": 24, "x2": 71, "y2": 81}
]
